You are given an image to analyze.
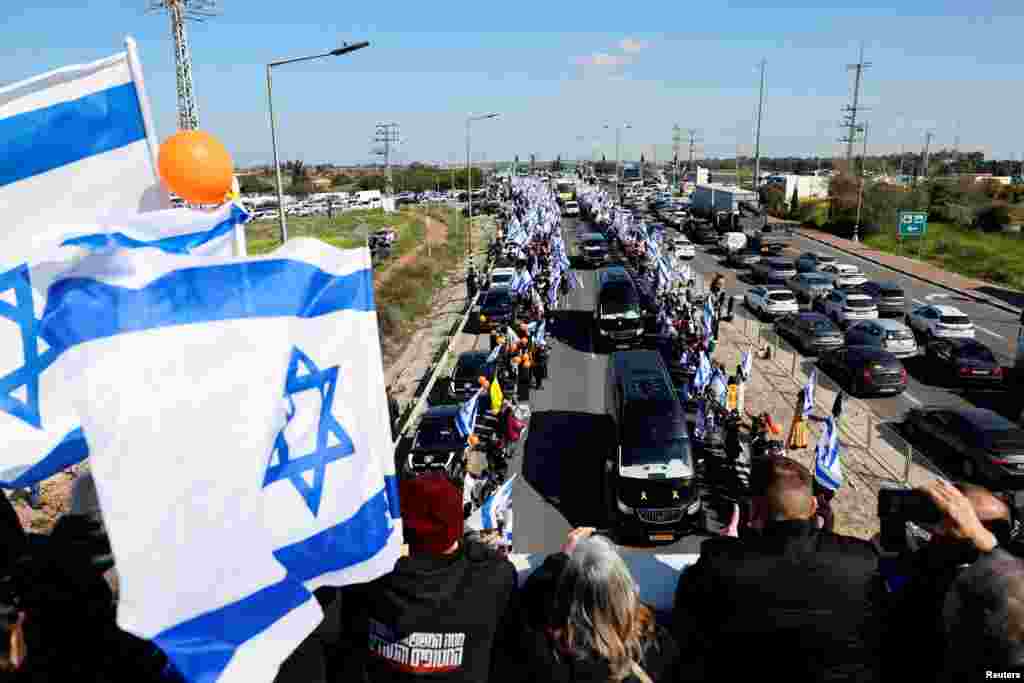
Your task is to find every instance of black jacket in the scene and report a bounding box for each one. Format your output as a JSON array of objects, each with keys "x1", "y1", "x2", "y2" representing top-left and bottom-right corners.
[
  {"x1": 503, "y1": 552, "x2": 680, "y2": 683},
  {"x1": 335, "y1": 541, "x2": 518, "y2": 683},
  {"x1": 673, "y1": 519, "x2": 882, "y2": 683}
]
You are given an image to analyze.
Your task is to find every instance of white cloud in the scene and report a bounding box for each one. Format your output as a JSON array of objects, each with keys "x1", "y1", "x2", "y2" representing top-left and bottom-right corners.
[{"x1": 619, "y1": 38, "x2": 650, "y2": 53}]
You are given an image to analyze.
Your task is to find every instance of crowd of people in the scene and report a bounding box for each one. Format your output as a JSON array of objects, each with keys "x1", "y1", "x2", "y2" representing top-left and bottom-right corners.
[{"x1": 4, "y1": 176, "x2": 1024, "y2": 683}]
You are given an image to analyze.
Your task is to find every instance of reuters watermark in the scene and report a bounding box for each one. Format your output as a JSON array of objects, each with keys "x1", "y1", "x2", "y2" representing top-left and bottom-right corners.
[{"x1": 986, "y1": 673, "x2": 1022, "y2": 680}]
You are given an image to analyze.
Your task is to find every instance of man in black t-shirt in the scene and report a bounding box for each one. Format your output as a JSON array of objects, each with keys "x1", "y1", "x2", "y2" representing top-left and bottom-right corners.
[{"x1": 335, "y1": 473, "x2": 518, "y2": 683}]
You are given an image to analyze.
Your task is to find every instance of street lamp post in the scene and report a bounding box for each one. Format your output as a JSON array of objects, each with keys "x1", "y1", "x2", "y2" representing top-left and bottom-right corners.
[
  {"x1": 466, "y1": 113, "x2": 499, "y2": 262},
  {"x1": 266, "y1": 41, "x2": 369, "y2": 244}
]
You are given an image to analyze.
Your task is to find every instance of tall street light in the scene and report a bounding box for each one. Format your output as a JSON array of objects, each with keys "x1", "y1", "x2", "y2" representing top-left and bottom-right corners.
[
  {"x1": 604, "y1": 123, "x2": 631, "y2": 203},
  {"x1": 266, "y1": 40, "x2": 369, "y2": 244},
  {"x1": 466, "y1": 113, "x2": 499, "y2": 261}
]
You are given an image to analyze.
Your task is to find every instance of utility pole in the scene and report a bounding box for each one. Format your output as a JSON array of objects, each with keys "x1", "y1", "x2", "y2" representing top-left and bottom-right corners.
[
  {"x1": 854, "y1": 121, "x2": 869, "y2": 243},
  {"x1": 672, "y1": 124, "x2": 682, "y2": 191},
  {"x1": 373, "y1": 122, "x2": 400, "y2": 195},
  {"x1": 148, "y1": 1, "x2": 218, "y2": 131},
  {"x1": 840, "y1": 44, "x2": 872, "y2": 165},
  {"x1": 753, "y1": 58, "x2": 766, "y2": 191},
  {"x1": 687, "y1": 129, "x2": 702, "y2": 181},
  {"x1": 920, "y1": 131, "x2": 934, "y2": 181}
]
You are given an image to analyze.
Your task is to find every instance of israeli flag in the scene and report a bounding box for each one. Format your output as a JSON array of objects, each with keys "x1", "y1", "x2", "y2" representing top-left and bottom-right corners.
[
  {"x1": 703, "y1": 301, "x2": 714, "y2": 339},
  {"x1": 486, "y1": 344, "x2": 502, "y2": 364},
  {"x1": 514, "y1": 269, "x2": 534, "y2": 296},
  {"x1": 0, "y1": 38, "x2": 170, "y2": 241},
  {"x1": 569, "y1": 270, "x2": 583, "y2": 291},
  {"x1": 50, "y1": 240, "x2": 400, "y2": 682},
  {"x1": 740, "y1": 347, "x2": 753, "y2": 381},
  {"x1": 814, "y1": 415, "x2": 843, "y2": 491},
  {"x1": 466, "y1": 474, "x2": 517, "y2": 531},
  {"x1": 455, "y1": 391, "x2": 480, "y2": 438},
  {"x1": 694, "y1": 351, "x2": 711, "y2": 392},
  {"x1": 532, "y1": 319, "x2": 546, "y2": 346},
  {"x1": 709, "y1": 367, "x2": 728, "y2": 408},
  {"x1": 0, "y1": 202, "x2": 250, "y2": 489},
  {"x1": 803, "y1": 368, "x2": 816, "y2": 417},
  {"x1": 694, "y1": 400, "x2": 706, "y2": 441}
]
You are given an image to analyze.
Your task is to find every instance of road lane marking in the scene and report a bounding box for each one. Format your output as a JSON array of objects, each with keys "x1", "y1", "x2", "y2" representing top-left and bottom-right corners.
[
  {"x1": 912, "y1": 298, "x2": 925, "y2": 305},
  {"x1": 902, "y1": 391, "x2": 923, "y2": 407},
  {"x1": 976, "y1": 325, "x2": 1005, "y2": 339}
]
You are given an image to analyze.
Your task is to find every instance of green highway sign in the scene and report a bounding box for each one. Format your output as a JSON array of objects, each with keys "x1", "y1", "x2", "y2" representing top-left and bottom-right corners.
[{"x1": 898, "y1": 211, "x2": 928, "y2": 237}]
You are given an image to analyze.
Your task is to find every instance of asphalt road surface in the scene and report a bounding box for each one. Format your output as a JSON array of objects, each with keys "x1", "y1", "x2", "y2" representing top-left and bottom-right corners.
[{"x1": 471, "y1": 217, "x2": 740, "y2": 557}]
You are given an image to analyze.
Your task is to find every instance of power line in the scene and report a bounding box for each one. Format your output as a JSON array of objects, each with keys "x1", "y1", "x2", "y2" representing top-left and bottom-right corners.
[
  {"x1": 838, "y1": 43, "x2": 872, "y2": 163},
  {"x1": 672, "y1": 124, "x2": 682, "y2": 188}
]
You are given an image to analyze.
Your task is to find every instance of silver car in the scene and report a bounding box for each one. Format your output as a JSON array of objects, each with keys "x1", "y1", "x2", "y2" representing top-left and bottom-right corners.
[
  {"x1": 844, "y1": 319, "x2": 919, "y2": 358},
  {"x1": 787, "y1": 272, "x2": 835, "y2": 303}
]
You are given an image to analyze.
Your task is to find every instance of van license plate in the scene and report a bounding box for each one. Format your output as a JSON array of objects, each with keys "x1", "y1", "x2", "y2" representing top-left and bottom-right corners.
[{"x1": 649, "y1": 533, "x2": 675, "y2": 541}]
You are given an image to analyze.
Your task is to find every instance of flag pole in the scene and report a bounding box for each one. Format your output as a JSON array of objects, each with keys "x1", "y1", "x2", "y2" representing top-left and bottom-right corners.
[{"x1": 124, "y1": 36, "x2": 171, "y2": 210}]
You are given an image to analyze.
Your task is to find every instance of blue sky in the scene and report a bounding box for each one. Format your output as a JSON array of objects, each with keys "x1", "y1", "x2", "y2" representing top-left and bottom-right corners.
[{"x1": 3, "y1": 1, "x2": 1023, "y2": 166}]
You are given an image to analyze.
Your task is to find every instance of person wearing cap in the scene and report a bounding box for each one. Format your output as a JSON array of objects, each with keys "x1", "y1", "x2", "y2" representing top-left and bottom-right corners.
[{"x1": 335, "y1": 472, "x2": 518, "y2": 682}]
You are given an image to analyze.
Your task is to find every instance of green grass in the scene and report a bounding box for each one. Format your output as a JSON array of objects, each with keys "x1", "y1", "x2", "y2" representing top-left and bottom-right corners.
[
  {"x1": 245, "y1": 208, "x2": 425, "y2": 256},
  {"x1": 864, "y1": 221, "x2": 1024, "y2": 290}
]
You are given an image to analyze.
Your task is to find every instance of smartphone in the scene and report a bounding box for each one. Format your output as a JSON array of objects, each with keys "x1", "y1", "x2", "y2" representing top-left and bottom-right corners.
[{"x1": 877, "y1": 488, "x2": 943, "y2": 525}]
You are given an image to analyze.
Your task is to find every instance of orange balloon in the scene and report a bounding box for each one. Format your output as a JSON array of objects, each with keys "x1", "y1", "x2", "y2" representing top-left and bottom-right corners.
[
  {"x1": 158, "y1": 130, "x2": 234, "y2": 204},
  {"x1": 468, "y1": 434, "x2": 480, "y2": 446},
  {"x1": 478, "y1": 376, "x2": 489, "y2": 387}
]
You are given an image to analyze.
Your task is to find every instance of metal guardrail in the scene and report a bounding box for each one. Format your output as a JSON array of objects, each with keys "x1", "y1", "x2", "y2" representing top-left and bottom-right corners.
[{"x1": 735, "y1": 312, "x2": 951, "y2": 488}]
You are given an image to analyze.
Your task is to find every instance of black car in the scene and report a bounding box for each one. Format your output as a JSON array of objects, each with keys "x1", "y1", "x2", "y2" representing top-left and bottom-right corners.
[
  {"x1": 478, "y1": 287, "x2": 514, "y2": 332},
  {"x1": 774, "y1": 312, "x2": 845, "y2": 355},
  {"x1": 903, "y1": 407, "x2": 1024, "y2": 486},
  {"x1": 691, "y1": 224, "x2": 718, "y2": 245},
  {"x1": 445, "y1": 351, "x2": 492, "y2": 403},
  {"x1": 924, "y1": 338, "x2": 1004, "y2": 389},
  {"x1": 406, "y1": 405, "x2": 468, "y2": 482},
  {"x1": 750, "y1": 257, "x2": 797, "y2": 285},
  {"x1": 580, "y1": 233, "x2": 610, "y2": 267},
  {"x1": 594, "y1": 268, "x2": 645, "y2": 352},
  {"x1": 726, "y1": 248, "x2": 761, "y2": 268},
  {"x1": 859, "y1": 281, "x2": 906, "y2": 317},
  {"x1": 795, "y1": 251, "x2": 838, "y2": 273},
  {"x1": 817, "y1": 345, "x2": 907, "y2": 397}
]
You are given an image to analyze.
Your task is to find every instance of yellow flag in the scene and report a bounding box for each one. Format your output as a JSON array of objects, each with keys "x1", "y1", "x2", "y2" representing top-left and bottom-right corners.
[
  {"x1": 490, "y1": 378, "x2": 504, "y2": 413},
  {"x1": 727, "y1": 384, "x2": 738, "y2": 411}
]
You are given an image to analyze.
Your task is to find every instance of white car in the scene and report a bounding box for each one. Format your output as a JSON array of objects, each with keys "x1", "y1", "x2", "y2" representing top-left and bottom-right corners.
[
  {"x1": 563, "y1": 201, "x2": 580, "y2": 216},
  {"x1": 818, "y1": 263, "x2": 868, "y2": 288},
  {"x1": 819, "y1": 289, "x2": 879, "y2": 327},
  {"x1": 673, "y1": 237, "x2": 695, "y2": 260},
  {"x1": 745, "y1": 286, "x2": 800, "y2": 319},
  {"x1": 488, "y1": 267, "x2": 516, "y2": 290},
  {"x1": 719, "y1": 232, "x2": 747, "y2": 253},
  {"x1": 905, "y1": 304, "x2": 975, "y2": 340},
  {"x1": 845, "y1": 319, "x2": 919, "y2": 358}
]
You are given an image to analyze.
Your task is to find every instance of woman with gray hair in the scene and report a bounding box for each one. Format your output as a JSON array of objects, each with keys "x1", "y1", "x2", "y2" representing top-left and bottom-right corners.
[{"x1": 508, "y1": 528, "x2": 680, "y2": 683}]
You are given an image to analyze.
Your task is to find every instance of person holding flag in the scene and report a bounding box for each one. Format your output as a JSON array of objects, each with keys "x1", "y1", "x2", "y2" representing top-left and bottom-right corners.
[
  {"x1": 787, "y1": 388, "x2": 811, "y2": 451},
  {"x1": 814, "y1": 393, "x2": 845, "y2": 532}
]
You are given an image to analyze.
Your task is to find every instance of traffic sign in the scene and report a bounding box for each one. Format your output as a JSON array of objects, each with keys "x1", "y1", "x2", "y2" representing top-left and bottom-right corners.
[{"x1": 898, "y1": 211, "x2": 928, "y2": 237}]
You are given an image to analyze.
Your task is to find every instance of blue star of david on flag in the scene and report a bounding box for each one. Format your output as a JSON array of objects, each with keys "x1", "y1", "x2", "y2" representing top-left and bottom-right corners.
[
  {"x1": 263, "y1": 347, "x2": 355, "y2": 517},
  {"x1": 0, "y1": 265, "x2": 58, "y2": 430}
]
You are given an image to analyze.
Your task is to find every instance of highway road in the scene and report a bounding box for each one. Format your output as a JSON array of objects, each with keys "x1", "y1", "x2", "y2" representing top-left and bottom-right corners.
[
  {"x1": 457, "y1": 201, "x2": 1021, "y2": 557},
  {"x1": 466, "y1": 217, "x2": 741, "y2": 556},
  {"x1": 675, "y1": 226, "x2": 1020, "y2": 425}
]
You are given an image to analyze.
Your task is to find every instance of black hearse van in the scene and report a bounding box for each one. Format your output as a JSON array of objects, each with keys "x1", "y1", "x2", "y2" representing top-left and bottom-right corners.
[
  {"x1": 605, "y1": 350, "x2": 700, "y2": 542},
  {"x1": 594, "y1": 267, "x2": 645, "y2": 352}
]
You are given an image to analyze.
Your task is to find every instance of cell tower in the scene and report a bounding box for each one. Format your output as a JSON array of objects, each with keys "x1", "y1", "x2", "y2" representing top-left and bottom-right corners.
[
  {"x1": 839, "y1": 44, "x2": 872, "y2": 164},
  {"x1": 373, "y1": 123, "x2": 401, "y2": 194},
  {"x1": 147, "y1": 1, "x2": 219, "y2": 131}
]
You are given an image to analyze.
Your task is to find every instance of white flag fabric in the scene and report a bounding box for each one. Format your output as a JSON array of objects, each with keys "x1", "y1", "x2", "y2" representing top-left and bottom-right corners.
[
  {"x1": 465, "y1": 474, "x2": 517, "y2": 531},
  {"x1": 0, "y1": 203, "x2": 249, "y2": 489},
  {"x1": 44, "y1": 239, "x2": 400, "y2": 682},
  {"x1": 803, "y1": 368, "x2": 817, "y2": 417},
  {"x1": 0, "y1": 40, "x2": 169, "y2": 239},
  {"x1": 455, "y1": 390, "x2": 480, "y2": 438},
  {"x1": 815, "y1": 415, "x2": 843, "y2": 491}
]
